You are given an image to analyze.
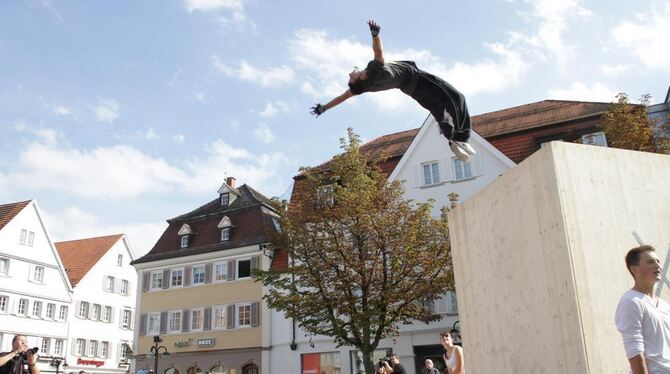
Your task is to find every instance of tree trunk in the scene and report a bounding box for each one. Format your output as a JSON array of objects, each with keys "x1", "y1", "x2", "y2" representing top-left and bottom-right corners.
[{"x1": 361, "y1": 349, "x2": 376, "y2": 374}]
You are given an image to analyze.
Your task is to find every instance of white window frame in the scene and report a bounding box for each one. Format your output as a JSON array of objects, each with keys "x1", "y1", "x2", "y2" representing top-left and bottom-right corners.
[
  {"x1": 236, "y1": 303, "x2": 252, "y2": 328},
  {"x1": 168, "y1": 310, "x2": 182, "y2": 333},
  {"x1": 180, "y1": 235, "x2": 189, "y2": 248},
  {"x1": 41, "y1": 338, "x2": 50, "y2": 355},
  {"x1": 170, "y1": 268, "x2": 184, "y2": 288},
  {"x1": 220, "y1": 193, "x2": 230, "y2": 206},
  {"x1": 54, "y1": 340, "x2": 64, "y2": 356},
  {"x1": 190, "y1": 308, "x2": 204, "y2": 331},
  {"x1": 103, "y1": 306, "x2": 112, "y2": 322},
  {"x1": 236, "y1": 258, "x2": 251, "y2": 279},
  {"x1": 146, "y1": 312, "x2": 161, "y2": 335},
  {"x1": 19, "y1": 229, "x2": 27, "y2": 245},
  {"x1": 120, "y1": 280, "x2": 129, "y2": 295},
  {"x1": 212, "y1": 305, "x2": 226, "y2": 330},
  {"x1": 117, "y1": 254, "x2": 123, "y2": 266},
  {"x1": 213, "y1": 262, "x2": 228, "y2": 283},
  {"x1": 58, "y1": 305, "x2": 68, "y2": 321},
  {"x1": 150, "y1": 271, "x2": 163, "y2": 290},
  {"x1": 220, "y1": 227, "x2": 231, "y2": 242},
  {"x1": 46, "y1": 303, "x2": 56, "y2": 319},
  {"x1": 581, "y1": 131, "x2": 608, "y2": 147},
  {"x1": 422, "y1": 161, "x2": 441, "y2": 185},
  {"x1": 453, "y1": 158, "x2": 473, "y2": 181},
  {"x1": 33, "y1": 266, "x2": 45, "y2": 283},
  {"x1": 0, "y1": 295, "x2": 8, "y2": 313},
  {"x1": 18, "y1": 299, "x2": 28, "y2": 316},
  {"x1": 27, "y1": 231, "x2": 35, "y2": 247},
  {"x1": 92, "y1": 304, "x2": 101, "y2": 320},
  {"x1": 88, "y1": 340, "x2": 98, "y2": 357},
  {"x1": 120, "y1": 341, "x2": 129, "y2": 360},
  {"x1": 76, "y1": 339, "x2": 86, "y2": 356},
  {"x1": 100, "y1": 341, "x2": 109, "y2": 358},
  {"x1": 32, "y1": 301, "x2": 42, "y2": 318},
  {"x1": 105, "y1": 275, "x2": 115, "y2": 292},
  {"x1": 192, "y1": 265, "x2": 206, "y2": 285},
  {"x1": 122, "y1": 309, "x2": 131, "y2": 329},
  {"x1": 0, "y1": 258, "x2": 8, "y2": 276},
  {"x1": 78, "y1": 302, "x2": 89, "y2": 319}
]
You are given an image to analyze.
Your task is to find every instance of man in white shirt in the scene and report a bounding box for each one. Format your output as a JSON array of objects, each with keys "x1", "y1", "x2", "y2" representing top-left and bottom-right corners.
[{"x1": 615, "y1": 245, "x2": 670, "y2": 373}]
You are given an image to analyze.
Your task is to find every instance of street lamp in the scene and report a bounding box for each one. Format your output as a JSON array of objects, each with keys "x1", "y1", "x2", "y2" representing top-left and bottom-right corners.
[
  {"x1": 150, "y1": 336, "x2": 170, "y2": 374},
  {"x1": 49, "y1": 356, "x2": 68, "y2": 374}
]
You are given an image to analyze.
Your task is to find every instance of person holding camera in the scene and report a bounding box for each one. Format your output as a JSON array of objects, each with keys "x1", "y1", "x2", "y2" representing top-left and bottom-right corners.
[
  {"x1": 0, "y1": 335, "x2": 40, "y2": 374},
  {"x1": 380, "y1": 353, "x2": 406, "y2": 374}
]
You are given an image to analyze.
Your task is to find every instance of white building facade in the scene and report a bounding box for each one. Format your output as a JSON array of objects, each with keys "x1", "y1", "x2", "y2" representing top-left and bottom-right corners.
[
  {"x1": 269, "y1": 117, "x2": 515, "y2": 374},
  {"x1": 55, "y1": 234, "x2": 137, "y2": 374},
  {"x1": 0, "y1": 200, "x2": 73, "y2": 373}
]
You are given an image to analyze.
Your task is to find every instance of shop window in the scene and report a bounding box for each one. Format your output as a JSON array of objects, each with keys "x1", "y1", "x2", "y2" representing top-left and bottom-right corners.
[{"x1": 301, "y1": 352, "x2": 341, "y2": 374}]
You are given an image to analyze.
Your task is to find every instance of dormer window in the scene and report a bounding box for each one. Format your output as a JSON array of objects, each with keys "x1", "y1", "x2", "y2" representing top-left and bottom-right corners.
[
  {"x1": 220, "y1": 193, "x2": 230, "y2": 206},
  {"x1": 177, "y1": 223, "x2": 194, "y2": 249},
  {"x1": 217, "y1": 215, "x2": 234, "y2": 242},
  {"x1": 220, "y1": 227, "x2": 231, "y2": 241}
]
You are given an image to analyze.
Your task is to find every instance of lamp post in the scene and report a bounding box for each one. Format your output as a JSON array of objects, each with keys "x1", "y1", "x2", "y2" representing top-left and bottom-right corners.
[
  {"x1": 49, "y1": 356, "x2": 68, "y2": 374},
  {"x1": 150, "y1": 336, "x2": 170, "y2": 374}
]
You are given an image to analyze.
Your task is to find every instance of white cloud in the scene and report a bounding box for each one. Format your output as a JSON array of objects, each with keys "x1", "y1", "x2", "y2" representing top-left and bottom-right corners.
[
  {"x1": 211, "y1": 56, "x2": 295, "y2": 88},
  {"x1": 611, "y1": 4, "x2": 670, "y2": 69},
  {"x1": 140, "y1": 127, "x2": 159, "y2": 141},
  {"x1": 259, "y1": 101, "x2": 290, "y2": 118},
  {"x1": 4, "y1": 137, "x2": 291, "y2": 200},
  {"x1": 42, "y1": 206, "x2": 167, "y2": 258},
  {"x1": 195, "y1": 92, "x2": 208, "y2": 104},
  {"x1": 217, "y1": 11, "x2": 257, "y2": 33},
  {"x1": 51, "y1": 104, "x2": 73, "y2": 116},
  {"x1": 547, "y1": 81, "x2": 618, "y2": 102},
  {"x1": 254, "y1": 124, "x2": 275, "y2": 143},
  {"x1": 184, "y1": 0, "x2": 242, "y2": 12},
  {"x1": 93, "y1": 98, "x2": 120, "y2": 124},
  {"x1": 173, "y1": 134, "x2": 185, "y2": 144},
  {"x1": 32, "y1": 128, "x2": 59, "y2": 144},
  {"x1": 600, "y1": 63, "x2": 631, "y2": 76}
]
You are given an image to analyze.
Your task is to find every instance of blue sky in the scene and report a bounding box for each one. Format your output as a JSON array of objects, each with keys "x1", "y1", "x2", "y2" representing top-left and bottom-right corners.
[{"x1": 1, "y1": 0, "x2": 668, "y2": 256}]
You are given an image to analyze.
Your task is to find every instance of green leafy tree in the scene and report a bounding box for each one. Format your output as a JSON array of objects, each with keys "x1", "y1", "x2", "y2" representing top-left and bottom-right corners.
[
  {"x1": 601, "y1": 93, "x2": 670, "y2": 153},
  {"x1": 255, "y1": 129, "x2": 454, "y2": 374}
]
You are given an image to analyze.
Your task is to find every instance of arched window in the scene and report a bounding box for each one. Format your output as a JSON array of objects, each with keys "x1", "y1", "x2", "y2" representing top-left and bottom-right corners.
[
  {"x1": 209, "y1": 364, "x2": 228, "y2": 374},
  {"x1": 164, "y1": 368, "x2": 180, "y2": 374},
  {"x1": 242, "y1": 364, "x2": 258, "y2": 374},
  {"x1": 187, "y1": 367, "x2": 203, "y2": 374}
]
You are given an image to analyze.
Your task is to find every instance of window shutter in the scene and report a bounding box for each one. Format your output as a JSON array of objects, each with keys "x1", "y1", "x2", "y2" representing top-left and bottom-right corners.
[
  {"x1": 203, "y1": 307, "x2": 212, "y2": 331},
  {"x1": 226, "y1": 305, "x2": 235, "y2": 329},
  {"x1": 71, "y1": 340, "x2": 78, "y2": 357},
  {"x1": 182, "y1": 309, "x2": 190, "y2": 332},
  {"x1": 250, "y1": 256, "x2": 259, "y2": 272},
  {"x1": 75, "y1": 301, "x2": 82, "y2": 318},
  {"x1": 472, "y1": 153, "x2": 484, "y2": 177},
  {"x1": 160, "y1": 311, "x2": 168, "y2": 334},
  {"x1": 119, "y1": 309, "x2": 125, "y2": 328},
  {"x1": 117, "y1": 343, "x2": 122, "y2": 362},
  {"x1": 162, "y1": 269, "x2": 170, "y2": 289},
  {"x1": 128, "y1": 311, "x2": 133, "y2": 330},
  {"x1": 142, "y1": 272, "x2": 150, "y2": 292},
  {"x1": 95, "y1": 304, "x2": 101, "y2": 321},
  {"x1": 87, "y1": 303, "x2": 95, "y2": 320},
  {"x1": 183, "y1": 266, "x2": 192, "y2": 286},
  {"x1": 139, "y1": 314, "x2": 147, "y2": 336},
  {"x1": 204, "y1": 263, "x2": 212, "y2": 284},
  {"x1": 102, "y1": 276, "x2": 108, "y2": 291},
  {"x1": 109, "y1": 307, "x2": 115, "y2": 324},
  {"x1": 106, "y1": 342, "x2": 111, "y2": 359},
  {"x1": 251, "y1": 302, "x2": 259, "y2": 327},
  {"x1": 227, "y1": 261, "x2": 235, "y2": 281}
]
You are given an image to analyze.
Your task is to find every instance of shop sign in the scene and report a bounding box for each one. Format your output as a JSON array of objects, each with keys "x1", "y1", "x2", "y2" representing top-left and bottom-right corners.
[
  {"x1": 196, "y1": 338, "x2": 215, "y2": 347},
  {"x1": 174, "y1": 338, "x2": 193, "y2": 348},
  {"x1": 77, "y1": 358, "x2": 105, "y2": 367}
]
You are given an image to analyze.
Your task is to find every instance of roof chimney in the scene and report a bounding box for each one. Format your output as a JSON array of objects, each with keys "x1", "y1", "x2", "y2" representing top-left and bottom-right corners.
[{"x1": 226, "y1": 177, "x2": 236, "y2": 188}]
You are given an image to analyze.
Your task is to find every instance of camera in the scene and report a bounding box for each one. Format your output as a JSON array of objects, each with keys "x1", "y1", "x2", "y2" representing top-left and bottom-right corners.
[
  {"x1": 20, "y1": 347, "x2": 39, "y2": 359},
  {"x1": 378, "y1": 357, "x2": 390, "y2": 368}
]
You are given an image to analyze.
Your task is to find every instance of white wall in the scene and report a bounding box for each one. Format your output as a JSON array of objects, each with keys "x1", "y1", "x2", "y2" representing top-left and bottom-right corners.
[
  {"x1": 66, "y1": 237, "x2": 137, "y2": 374},
  {"x1": 448, "y1": 142, "x2": 670, "y2": 374},
  {"x1": 0, "y1": 201, "x2": 72, "y2": 372}
]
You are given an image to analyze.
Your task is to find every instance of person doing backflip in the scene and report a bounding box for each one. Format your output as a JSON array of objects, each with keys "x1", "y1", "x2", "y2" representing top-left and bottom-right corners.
[{"x1": 311, "y1": 19, "x2": 476, "y2": 161}]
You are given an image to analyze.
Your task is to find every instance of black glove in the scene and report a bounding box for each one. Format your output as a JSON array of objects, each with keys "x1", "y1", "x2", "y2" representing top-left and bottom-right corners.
[
  {"x1": 310, "y1": 103, "x2": 325, "y2": 117},
  {"x1": 368, "y1": 20, "x2": 380, "y2": 37}
]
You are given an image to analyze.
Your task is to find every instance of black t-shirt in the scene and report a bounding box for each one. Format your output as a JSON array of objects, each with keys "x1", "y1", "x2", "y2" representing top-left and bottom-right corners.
[
  {"x1": 392, "y1": 363, "x2": 407, "y2": 374},
  {"x1": 0, "y1": 354, "x2": 32, "y2": 374}
]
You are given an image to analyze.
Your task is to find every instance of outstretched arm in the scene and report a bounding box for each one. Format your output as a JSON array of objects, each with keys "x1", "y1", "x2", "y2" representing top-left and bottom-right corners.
[
  {"x1": 368, "y1": 19, "x2": 384, "y2": 63},
  {"x1": 310, "y1": 89, "x2": 354, "y2": 117}
]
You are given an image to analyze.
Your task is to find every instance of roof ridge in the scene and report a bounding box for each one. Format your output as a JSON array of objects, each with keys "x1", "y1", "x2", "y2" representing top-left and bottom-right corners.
[{"x1": 54, "y1": 233, "x2": 124, "y2": 245}]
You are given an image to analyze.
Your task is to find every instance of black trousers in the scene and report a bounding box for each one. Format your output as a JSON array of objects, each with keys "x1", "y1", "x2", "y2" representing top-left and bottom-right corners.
[{"x1": 405, "y1": 71, "x2": 471, "y2": 142}]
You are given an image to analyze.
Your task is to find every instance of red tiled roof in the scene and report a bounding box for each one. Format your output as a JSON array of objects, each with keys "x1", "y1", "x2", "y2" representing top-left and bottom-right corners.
[
  {"x1": 55, "y1": 234, "x2": 124, "y2": 287},
  {"x1": 0, "y1": 200, "x2": 31, "y2": 230},
  {"x1": 472, "y1": 100, "x2": 611, "y2": 138}
]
